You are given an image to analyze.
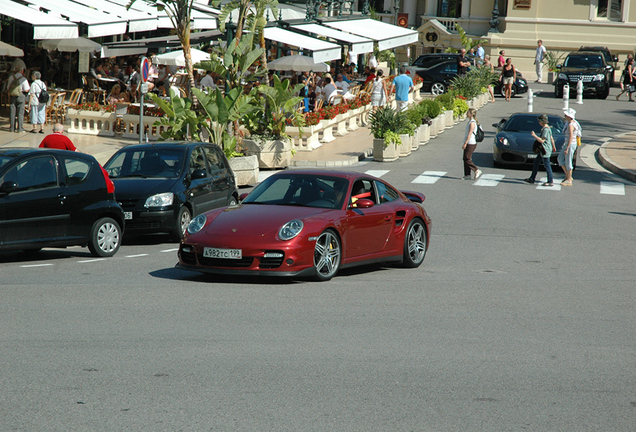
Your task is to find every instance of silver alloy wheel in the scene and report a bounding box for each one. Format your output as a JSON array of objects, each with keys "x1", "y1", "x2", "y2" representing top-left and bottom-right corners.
[
  {"x1": 179, "y1": 208, "x2": 192, "y2": 236},
  {"x1": 313, "y1": 230, "x2": 341, "y2": 281},
  {"x1": 431, "y1": 82, "x2": 446, "y2": 95},
  {"x1": 97, "y1": 221, "x2": 120, "y2": 254},
  {"x1": 405, "y1": 220, "x2": 426, "y2": 266}
]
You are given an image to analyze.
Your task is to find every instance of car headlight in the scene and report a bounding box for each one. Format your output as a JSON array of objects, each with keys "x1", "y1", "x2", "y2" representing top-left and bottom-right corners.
[
  {"x1": 144, "y1": 192, "x2": 174, "y2": 208},
  {"x1": 593, "y1": 74, "x2": 605, "y2": 81},
  {"x1": 558, "y1": 73, "x2": 568, "y2": 81},
  {"x1": 278, "y1": 219, "x2": 304, "y2": 241},
  {"x1": 499, "y1": 137, "x2": 509, "y2": 146},
  {"x1": 187, "y1": 215, "x2": 207, "y2": 234}
]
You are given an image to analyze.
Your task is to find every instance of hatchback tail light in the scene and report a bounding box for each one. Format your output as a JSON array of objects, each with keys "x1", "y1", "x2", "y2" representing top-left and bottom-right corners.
[{"x1": 100, "y1": 165, "x2": 115, "y2": 194}]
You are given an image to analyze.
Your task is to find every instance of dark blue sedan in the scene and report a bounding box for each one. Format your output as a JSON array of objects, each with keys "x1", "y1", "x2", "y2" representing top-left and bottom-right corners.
[{"x1": 492, "y1": 113, "x2": 576, "y2": 167}]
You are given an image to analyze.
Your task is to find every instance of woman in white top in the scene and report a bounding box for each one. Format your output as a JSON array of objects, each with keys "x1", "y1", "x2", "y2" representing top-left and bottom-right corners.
[
  {"x1": 28, "y1": 71, "x2": 46, "y2": 134},
  {"x1": 558, "y1": 108, "x2": 581, "y2": 186},
  {"x1": 370, "y1": 69, "x2": 388, "y2": 110},
  {"x1": 462, "y1": 108, "x2": 482, "y2": 180}
]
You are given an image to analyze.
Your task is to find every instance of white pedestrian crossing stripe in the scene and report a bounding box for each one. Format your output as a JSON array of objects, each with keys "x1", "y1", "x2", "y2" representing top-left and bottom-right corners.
[
  {"x1": 600, "y1": 181, "x2": 625, "y2": 195},
  {"x1": 412, "y1": 171, "x2": 447, "y2": 184},
  {"x1": 365, "y1": 170, "x2": 390, "y2": 178},
  {"x1": 474, "y1": 174, "x2": 505, "y2": 187}
]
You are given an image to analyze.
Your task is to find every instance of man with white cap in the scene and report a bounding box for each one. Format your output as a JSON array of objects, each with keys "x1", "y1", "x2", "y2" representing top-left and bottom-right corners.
[{"x1": 558, "y1": 108, "x2": 581, "y2": 186}]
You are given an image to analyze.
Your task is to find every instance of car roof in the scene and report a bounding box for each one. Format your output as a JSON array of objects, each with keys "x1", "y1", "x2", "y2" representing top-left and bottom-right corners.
[
  {"x1": 0, "y1": 147, "x2": 96, "y2": 161},
  {"x1": 113, "y1": 142, "x2": 217, "y2": 151},
  {"x1": 268, "y1": 170, "x2": 384, "y2": 182},
  {"x1": 579, "y1": 46, "x2": 610, "y2": 51}
]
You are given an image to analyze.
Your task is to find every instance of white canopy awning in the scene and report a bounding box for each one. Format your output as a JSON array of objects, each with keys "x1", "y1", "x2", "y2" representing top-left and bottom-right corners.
[
  {"x1": 291, "y1": 23, "x2": 374, "y2": 54},
  {"x1": 1, "y1": 0, "x2": 78, "y2": 40},
  {"x1": 324, "y1": 19, "x2": 418, "y2": 51},
  {"x1": 264, "y1": 27, "x2": 341, "y2": 63},
  {"x1": 25, "y1": 0, "x2": 128, "y2": 38},
  {"x1": 71, "y1": 0, "x2": 158, "y2": 33},
  {"x1": 107, "y1": 0, "x2": 217, "y2": 30}
]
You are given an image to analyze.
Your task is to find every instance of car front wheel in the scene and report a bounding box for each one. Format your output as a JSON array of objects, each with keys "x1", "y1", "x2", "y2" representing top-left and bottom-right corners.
[
  {"x1": 172, "y1": 206, "x2": 191, "y2": 242},
  {"x1": 88, "y1": 217, "x2": 121, "y2": 257},
  {"x1": 431, "y1": 82, "x2": 446, "y2": 95},
  {"x1": 313, "y1": 229, "x2": 341, "y2": 281},
  {"x1": 403, "y1": 218, "x2": 427, "y2": 268}
]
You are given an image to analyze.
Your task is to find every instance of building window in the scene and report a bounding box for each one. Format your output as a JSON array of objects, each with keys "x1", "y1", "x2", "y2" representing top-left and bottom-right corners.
[
  {"x1": 437, "y1": 0, "x2": 462, "y2": 18},
  {"x1": 597, "y1": 0, "x2": 623, "y2": 21}
]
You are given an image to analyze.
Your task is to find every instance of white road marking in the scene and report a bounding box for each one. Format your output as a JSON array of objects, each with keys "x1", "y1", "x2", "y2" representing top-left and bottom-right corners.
[
  {"x1": 77, "y1": 259, "x2": 106, "y2": 263},
  {"x1": 600, "y1": 181, "x2": 625, "y2": 195},
  {"x1": 412, "y1": 171, "x2": 447, "y2": 184},
  {"x1": 161, "y1": 248, "x2": 179, "y2": 253},
  {"x1": 20, "y1": 264, "x2": 53, "y2": 268},
  {"x1": 365, "y1": 170, "x2": 390, "y2": 178},
  {"x1": 474, "y1": 174, "x2": 505, "y2": 187},
  {"x1": 125, "y1": 254, "x2": 149, "y2": 258},
  {"x1": 536, "y1": 177, "x2": 562, "y2": 191}
]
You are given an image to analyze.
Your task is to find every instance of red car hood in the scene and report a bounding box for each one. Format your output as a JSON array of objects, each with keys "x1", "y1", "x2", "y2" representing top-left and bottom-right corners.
[{"x1": 205, "y1": 204, "x2": 335, "y2": 237}]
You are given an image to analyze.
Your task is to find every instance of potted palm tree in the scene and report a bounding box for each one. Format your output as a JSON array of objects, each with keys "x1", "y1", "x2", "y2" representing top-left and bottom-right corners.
[{"x1": 369, "y1": 106, "x2": 409, "y2": 162}]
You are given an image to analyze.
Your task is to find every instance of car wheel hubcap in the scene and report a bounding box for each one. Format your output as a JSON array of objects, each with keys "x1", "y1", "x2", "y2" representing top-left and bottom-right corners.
[
  {"x1": 432, "y1": 83, "x2": 444, "y2": 95},
  {"x1": 314, "y1": 232, "x2": 340, "y2": 278},
  {"x1": 98, "y1": 222, "x2": 119, "y2": 253},
  {"x1": 180, "y1": 211, "x2": 191, "y2": 235},
  {"x1": 407, "y1": 223, "x2": 426, "y2": 264}
]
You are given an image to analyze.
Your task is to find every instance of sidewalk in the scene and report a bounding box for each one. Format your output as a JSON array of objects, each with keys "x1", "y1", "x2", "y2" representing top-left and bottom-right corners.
[{"x1": 0, "y1": 113, "x2": 634, "y2": 183}]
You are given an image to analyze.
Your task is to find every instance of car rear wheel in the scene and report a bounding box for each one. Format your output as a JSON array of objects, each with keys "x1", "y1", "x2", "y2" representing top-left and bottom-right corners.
[
  {"x1": 172, "y1": 206, "x2": 191, "y2": 242},
  {"x1": 313, "y1": 229, "x2": 341, "y2": 281},
  {"x1": 597, "y1": 86, "x2": 609, "y2": 99},
  {"x1": 500, "y1": 84, "x2": 517, "y2": 98},
  {"x1": 431, "y1": 82, "x2": 446, "y2": 96},
  {"x1": 88, "y1": 217, "x2": 121, "y2": 257},
  {"x1": 554, "y1": 85, "x2": 563, "y2": 98},
  {"x1": 227, "y1": 195, "x2": 237, "y2": 206},
  {"x1": 403, "y1": 218, "x2": 427, "y2": 268}
]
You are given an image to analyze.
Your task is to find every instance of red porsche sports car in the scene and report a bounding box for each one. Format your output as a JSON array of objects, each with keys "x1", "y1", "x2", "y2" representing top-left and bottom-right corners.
[{"x1": 176, "y1": 170, "x2": 432, "y2": 281}]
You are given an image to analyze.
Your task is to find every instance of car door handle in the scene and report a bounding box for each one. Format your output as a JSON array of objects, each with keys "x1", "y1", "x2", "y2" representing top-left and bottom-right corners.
[
  {"x1": 384, "y1": 215, "x2": 392, "y2": 221},
  {"x1": 58, "y1": 194, "x2": 67, "y2": 204}
]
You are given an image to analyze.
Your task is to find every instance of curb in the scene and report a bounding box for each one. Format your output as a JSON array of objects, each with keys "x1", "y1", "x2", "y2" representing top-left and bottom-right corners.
[
  {"x1": 597, "y1": 140, "x2": 636, "y2": 183},
  {"x1": 291, "y1": 146, "x2": 374, "y2": 167}
]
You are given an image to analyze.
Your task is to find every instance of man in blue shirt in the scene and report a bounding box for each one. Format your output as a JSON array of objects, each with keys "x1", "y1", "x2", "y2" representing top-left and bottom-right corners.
[{"x1": 392, "y1": 67, "x2": 414, "y2": 112}]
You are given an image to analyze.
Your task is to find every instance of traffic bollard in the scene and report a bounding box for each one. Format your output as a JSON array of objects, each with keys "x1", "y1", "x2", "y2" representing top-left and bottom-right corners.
[
  {"x1": 527, "y1": 88, "x2": 533, "y2": 112},
  {"x1": 563, "y1": 84, "x2": 569, "y2": 110},
  {"x1": 576, "y1": 79, "x2": 583, "y2": 104}
]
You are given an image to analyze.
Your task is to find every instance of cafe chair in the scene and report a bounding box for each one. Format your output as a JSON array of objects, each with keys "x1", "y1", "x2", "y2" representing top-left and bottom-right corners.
[
  {"x1": 314, "y1": 98, "x2": 324, "y2": 111},
  {"x1": 64, "y1": 88, "x2": 83, "y2": 109},
  {"x1": 46, "y1": 92, "x2": 67, "y2": 124}
]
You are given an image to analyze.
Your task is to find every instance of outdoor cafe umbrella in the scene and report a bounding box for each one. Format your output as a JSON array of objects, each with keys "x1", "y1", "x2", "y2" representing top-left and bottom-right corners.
[
  {"x1": 154, "y1": 49, "x2": 210, "y2": 67},
  {"x1": 39, "y1": 37, "x2": 102, "y2": 88},
  {"x1": 267, "y1": 55, "x2": 329, "y2": 72},
  {"x1": 0, "y1": 41, "x2": 24, "y2": 57}
]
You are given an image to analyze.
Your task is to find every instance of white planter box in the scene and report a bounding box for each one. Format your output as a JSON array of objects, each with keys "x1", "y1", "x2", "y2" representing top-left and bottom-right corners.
[
  {"x1": 444, "y1": 110, "x2": 454, "y2": 128},
  {"x1": 243, "y1": 138, "x2": 292, "y2": 169},
  {"x1": 419, "y1": 124, "x2": 430, "y2": 145},
  {"x1": 398, "y1": 133, "x2": 411, "y2": 157},
  {"x1": 334, "y1": 112, "x2": 349, "y2": 137},
  {"x1": 229, "y1": 155, "x2": 259, "y2": 186},
  {"x1": 372, "y1": 138, "x2": 399, "y2": 162},
  {"x1": 320, "y1": 118, "x2": 336, "y2": 143}
]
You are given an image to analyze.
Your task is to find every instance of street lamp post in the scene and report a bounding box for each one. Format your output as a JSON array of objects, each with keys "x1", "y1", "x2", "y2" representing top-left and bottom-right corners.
[{"x1": 489, "y1": 0, "x2": 500, "y2": 33}]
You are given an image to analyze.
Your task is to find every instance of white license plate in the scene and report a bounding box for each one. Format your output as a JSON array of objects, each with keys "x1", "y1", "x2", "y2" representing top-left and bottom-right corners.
[
  {"x1": 124, "y1": 212, "x2": 133, "y2": 220},
  {"x1": 203, "y1": 247, "x2": 242, "y2": 259},
  {"x1": 527, "y1": 154, "x2": 536, "y2": 159}
]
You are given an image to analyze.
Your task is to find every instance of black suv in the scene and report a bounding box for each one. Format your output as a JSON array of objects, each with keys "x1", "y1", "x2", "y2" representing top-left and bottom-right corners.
[
  {"x1": 578, "y1": 46, "x2": 618, "y2": 86},
  {"x1": 554, "y1": 51, "x2": 612, "y2": 99},
  {"x1": 0, "y1": 148, "x2": 124, "y2": 257},
  {"x1": 103, "y1": 142, "x2": 238, "y2": 241}
]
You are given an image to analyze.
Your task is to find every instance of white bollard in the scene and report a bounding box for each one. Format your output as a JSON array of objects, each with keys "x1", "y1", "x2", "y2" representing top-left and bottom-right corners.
[
  {"x1": 527, "y1": 88, "x2": 533, "y2": 112},
  {"x1": 563, "y1": 84, "x2": 569, "y2": 110},
  {"x1": 576, "y1": 79, "x2": 583, "y2": 104}
]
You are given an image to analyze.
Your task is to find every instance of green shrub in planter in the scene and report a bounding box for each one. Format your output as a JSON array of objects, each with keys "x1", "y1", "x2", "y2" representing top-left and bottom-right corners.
[
  {"x1": 434, "y1": 92, "x2": 455, "y2": 111},
  {"x1": 418, "y1": 99, "x2": 443, "y2": 119},
  {"x1": 369, "y1": 106, "x2": 410, "y2": 146},
  {"x1": 452, "y1": 98, "x2": 469, "y2": 118}
]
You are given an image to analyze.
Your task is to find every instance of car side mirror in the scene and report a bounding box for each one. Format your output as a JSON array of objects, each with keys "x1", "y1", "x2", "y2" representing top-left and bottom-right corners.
[
  {"x1": 492, "y1": 123, "x2": 499, "y2": 128},
  {"x1": 0, "y1": 181, "x2": 18, "y2": 195},
  {"x1": 191, "y1": 169, "x2": 207, "y2": 180},
  {"x1": 354, "y1": 198, "x2": 374, "y2": 209},
  {"x1": 557, "y1": 64, "x2": 562, "y2": 69}
]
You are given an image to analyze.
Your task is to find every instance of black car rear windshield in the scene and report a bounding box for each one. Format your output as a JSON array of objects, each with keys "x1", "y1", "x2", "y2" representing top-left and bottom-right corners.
[{"x1": 564, "y1": 55, "x2": 604, "y2": 68}]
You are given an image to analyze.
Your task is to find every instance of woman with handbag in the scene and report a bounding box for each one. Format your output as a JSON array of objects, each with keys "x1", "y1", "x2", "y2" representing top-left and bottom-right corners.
[
  {"x1": 558, "y1": 108, "x2": 581, "y2": 186},
  {"x1": 615, "y1": 57, "x2": 634, "y2": 101},
  {"x1": 28, "y1": 71, "x2": 47, "y2": 134},
  {"x1": 524, "y1": 114, "x2": 556, "y2": 186}
]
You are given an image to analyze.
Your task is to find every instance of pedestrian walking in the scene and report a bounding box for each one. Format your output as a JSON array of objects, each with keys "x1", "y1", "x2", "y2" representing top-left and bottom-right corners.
[
  {"x1": 615, "y1": 57, "x2": 634, "y2": 101},
  {"x1": 6, "y1": 60, "x2": 30, "y2": 133},
  {"x1": 558, "y1": 108, "x2": 581, "y2": 186},
  {"x1": 524, "y1": 114, "x2": 556, "y2": 186},
  {"x1": 462, "y1": 108, "x2": 482, "y2": 180},
  {"x1": 501, "y1": 58, "x2": 516, "y2": 101},
  {"x1": 483, "y1": 55, "x2": 496, "y2": 103},
  {"x1": 497, "y1": 50, "x2": 505, "y2": 68},
  {"x1": 370, "y1": 69, "x2": 388, "y2": 110},
  {"x1": 39, "y1": 123, "x2": 78, "y2": 151},
  {"x1": 28, "y1": 71, "x2": 47, "y2": 134},
  {"x1": 392, "y1": 67, "x2": 413, "y2": 112},
  {"x1": 535, "y1": 40, "x2": 547, "y2": 82}
]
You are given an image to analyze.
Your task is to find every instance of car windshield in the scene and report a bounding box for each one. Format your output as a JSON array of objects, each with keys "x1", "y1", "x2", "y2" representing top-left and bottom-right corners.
[
  {"x1": 0, "y1": 155, "x2": 17, "y2": 171},
  {"x1": 564, "y1": 55, "x2": 603, "y2": 68},
  {"x1": 243, "y1": 174, "x2": 349, "y2": 210},
  {"x1": 104, "y1": 148, "x2": 184, "y2": 179},
  {"x1": 503, "y1": 116, "x2": 566, "y2": 134}
]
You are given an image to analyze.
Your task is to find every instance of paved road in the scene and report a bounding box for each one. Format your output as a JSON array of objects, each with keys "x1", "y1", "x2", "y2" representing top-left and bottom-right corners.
[{"x1": 1, "y1": 91, "x2": 635, "y2": 431}]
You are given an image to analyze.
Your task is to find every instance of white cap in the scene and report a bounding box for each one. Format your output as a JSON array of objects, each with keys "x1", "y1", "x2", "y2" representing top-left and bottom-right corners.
[{"x1": 563, "y1": 108, "x2": 576, "y2": 119}]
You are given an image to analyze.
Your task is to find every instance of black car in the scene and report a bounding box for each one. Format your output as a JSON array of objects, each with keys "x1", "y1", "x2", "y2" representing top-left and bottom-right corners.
[
  {"x1": 554, "y1": 51, "x2": 612, "y2": 99},
  {"x1": 103, "y1": 142, "x2": 238, "y2": 241},
  {"x1": 0, "y1": 148, "x2": 124, "y2": 257},
  {"x1": 416, "y1": 61, "x2": 528, "y2": 97},
  {"x1": 405, "y1": 53, "x2": 484, "y2": 77},
  {"x1": 578, "y1": 46, "x2": 618, "y2": 86}
]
